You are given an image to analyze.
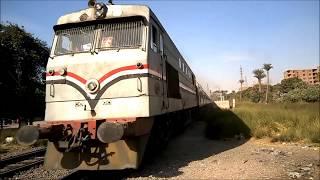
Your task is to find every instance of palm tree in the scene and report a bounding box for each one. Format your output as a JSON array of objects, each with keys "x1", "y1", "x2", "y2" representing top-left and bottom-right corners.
[
  {"x1": 253, "y1": 69, "x2": 266, "y2": 93},
  {"x1": 263, "y1": 64, "x2": 273, "y2": 103}
]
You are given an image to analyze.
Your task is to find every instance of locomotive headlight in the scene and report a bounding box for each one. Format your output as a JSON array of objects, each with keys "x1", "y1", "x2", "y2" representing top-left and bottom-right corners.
[
  {"x1": 95, "y1": 11, "x2": 102, "y2": 17},
  {"x1": 94, "y1": 2, "x2": 107, "y2": 19},
  {"x1": 88, "y1": 82, "x2": 97, "y2": 91},
  {"x1": 85, "y1": 79, "x2": 100, "y2": 94},
  {"x1": 95, "y1": 3, "x2": 102, "y2": 10}
]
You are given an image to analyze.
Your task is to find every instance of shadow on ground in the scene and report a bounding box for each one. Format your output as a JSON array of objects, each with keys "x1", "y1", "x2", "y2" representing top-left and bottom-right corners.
[
  {"x1": 60, "y1": 103, "x2": 251, "y2": 179},
  {"x1": 127, "y1": 103, "x2": 251, "y2": 178}
]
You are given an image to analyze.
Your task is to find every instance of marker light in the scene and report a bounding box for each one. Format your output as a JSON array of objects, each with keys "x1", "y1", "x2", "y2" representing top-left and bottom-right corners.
[
  {"x1": 136, "y1": 62, "x2": 144, "y2": 69},
  {"x1": 48, "y1": 69, "x2": 55, "y2": 76},
  {"x1": 59, "y1": 68, "x2": 67, "y2": 76}
]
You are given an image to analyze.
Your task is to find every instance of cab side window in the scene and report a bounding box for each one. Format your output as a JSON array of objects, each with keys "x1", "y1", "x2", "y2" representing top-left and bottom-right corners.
[{"x1": 151, "y1": 25, "x2": 158, "y2": 53}]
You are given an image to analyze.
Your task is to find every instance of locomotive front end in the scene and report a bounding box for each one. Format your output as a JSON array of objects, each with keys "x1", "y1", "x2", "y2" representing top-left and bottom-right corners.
[{"x1": 17, "y1": 2, "x2": 153, "y2": 170}]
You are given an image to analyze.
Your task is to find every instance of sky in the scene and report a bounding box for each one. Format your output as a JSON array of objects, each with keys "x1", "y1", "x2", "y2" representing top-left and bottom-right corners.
[{"x1": 1, "y1": 0, "x2": 319, "y2": 92}]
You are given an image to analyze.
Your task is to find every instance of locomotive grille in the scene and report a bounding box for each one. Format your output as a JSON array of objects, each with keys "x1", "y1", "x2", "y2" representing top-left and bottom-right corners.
[
  {"x1": 55, "y1": 26, "x2": 95, "y2": 55},
  {"x1": 98, "y1": 21, "x2": 144, "y2": 49}
]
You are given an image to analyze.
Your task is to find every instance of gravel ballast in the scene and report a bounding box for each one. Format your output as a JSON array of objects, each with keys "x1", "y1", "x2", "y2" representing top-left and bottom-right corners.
[
  {"x1": 127, "y1": 122, "x2": 320, "y2": 179},
  {"x1": 10, "y1": 165, "x2": 71, "y2": 180},
  {"x1": 7, "y1": 121, "x2": 319, "y2": 179}
]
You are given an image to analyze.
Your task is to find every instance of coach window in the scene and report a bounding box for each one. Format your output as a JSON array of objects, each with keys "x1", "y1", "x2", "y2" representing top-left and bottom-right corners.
[
  {"x1": 160, "y1": 34, "x2": 164, "y2": 56},
  {"x1": 182, "y1": 63, "x2": 185, "y2": 72},
  {"x1": 192, "y1": 74, "x2": 196, "y2": 85},
  {"x1": 151, "y1": 25, "x2": 158, "y2": 53}
]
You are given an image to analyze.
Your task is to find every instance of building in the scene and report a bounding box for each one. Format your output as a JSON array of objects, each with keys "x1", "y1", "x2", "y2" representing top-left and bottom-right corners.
[{"x1": 283, "y1": 66, "x2": 319, "y2": 85}]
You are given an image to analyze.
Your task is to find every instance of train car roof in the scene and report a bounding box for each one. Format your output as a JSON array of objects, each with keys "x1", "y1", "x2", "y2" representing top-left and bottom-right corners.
[{"x1": 56, "y1": 5, "x2": 150, "y2": 25}]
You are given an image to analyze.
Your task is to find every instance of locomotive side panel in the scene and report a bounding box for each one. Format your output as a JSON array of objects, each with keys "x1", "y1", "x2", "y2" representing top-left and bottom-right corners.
[{"x1": 147, "y1": 15, "x2": 198, "y2": 117}]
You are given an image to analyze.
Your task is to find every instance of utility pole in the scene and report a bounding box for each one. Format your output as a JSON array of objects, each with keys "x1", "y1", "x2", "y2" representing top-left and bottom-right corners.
[
  {"x1": 239, "y1": 66, "x2": 244, "y2": 102},
  {"x1": 245, "y1": 76, "x2": 248, "y2": 87}
]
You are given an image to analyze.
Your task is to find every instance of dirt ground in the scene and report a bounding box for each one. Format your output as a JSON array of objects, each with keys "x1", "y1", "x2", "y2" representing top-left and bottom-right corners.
[{"x1": 128, "y1": 121, "x2": 320, "y2": 179}]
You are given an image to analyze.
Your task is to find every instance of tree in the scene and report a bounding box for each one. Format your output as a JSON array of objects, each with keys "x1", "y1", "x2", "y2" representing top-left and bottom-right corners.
[
  {"x1": 280, "y1": 77, "x2": 306, "y2": 94},
  {"x1": 0, "y1": 22, "x2": 49, "y2": 119},
  {"x1": 253, "y1": 69, "x2": 266, "y2": 93},
  {"x1": 263, "y1": 63, "x2": 273, "y2": 103},
  {"x1": 302, "y1": 85, "x2": 320, "y2": 102}
]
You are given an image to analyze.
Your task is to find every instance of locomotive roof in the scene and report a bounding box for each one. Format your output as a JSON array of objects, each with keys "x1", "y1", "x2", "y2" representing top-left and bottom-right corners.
[{"x1": 56, "y1": 5, "x2": 151, "y2": 25}]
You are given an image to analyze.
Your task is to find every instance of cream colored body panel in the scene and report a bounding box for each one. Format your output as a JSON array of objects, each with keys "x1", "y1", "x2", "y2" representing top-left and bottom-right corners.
[
  {"x1": 46, "y1": 49, "x2": 149, "y2": 121},
  {"x1": 45, "y1": 96, "x2": 149, "y2": 121}
]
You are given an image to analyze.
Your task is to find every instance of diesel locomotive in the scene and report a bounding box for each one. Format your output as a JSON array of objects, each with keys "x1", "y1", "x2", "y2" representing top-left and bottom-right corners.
[{"x1": 16, "y1": 0, "x2": 211, "y2": 170}]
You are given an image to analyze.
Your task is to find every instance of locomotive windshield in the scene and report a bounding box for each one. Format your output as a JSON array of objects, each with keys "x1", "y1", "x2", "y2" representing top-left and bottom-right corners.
[
  {"x1": 55, "y1": 26, "x2": 95, "y2": 55},
  {"x1": 97, "y1": 21, "x2": 144, "y2": 49},
  {"x1": 54, "y1": 20, "x2": 144, "y2": 55}
]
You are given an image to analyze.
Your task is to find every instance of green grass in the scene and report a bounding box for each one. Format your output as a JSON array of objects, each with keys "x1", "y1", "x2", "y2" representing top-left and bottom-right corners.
[{"x1": 203, "y1": 102, "x2": 320, "y2": 143}]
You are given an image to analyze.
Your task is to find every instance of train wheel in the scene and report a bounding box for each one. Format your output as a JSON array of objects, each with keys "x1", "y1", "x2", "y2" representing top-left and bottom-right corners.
[
  {"x1": 158, "y1": 115, "x2": 173, "y2": 149},
  {"x1": 142, "y1": 115, "x2": 174, "y2": 165}
]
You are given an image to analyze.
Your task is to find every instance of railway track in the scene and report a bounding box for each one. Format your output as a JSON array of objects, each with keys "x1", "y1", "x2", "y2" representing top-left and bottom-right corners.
[{"x1": 0, "y1": 147, "x2": 46, "y2": 178}]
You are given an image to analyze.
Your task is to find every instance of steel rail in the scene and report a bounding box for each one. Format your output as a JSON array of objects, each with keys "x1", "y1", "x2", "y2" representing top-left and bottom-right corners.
[
  {"x1": 0, "y1": 157, "x2": 45, "y2": 178},
  {"x1": 0, "y1": 147, "x2": 46, "y2": 178},
  {"x1": 0, "y1": 147, "x2": 46, "y2": 168}
]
